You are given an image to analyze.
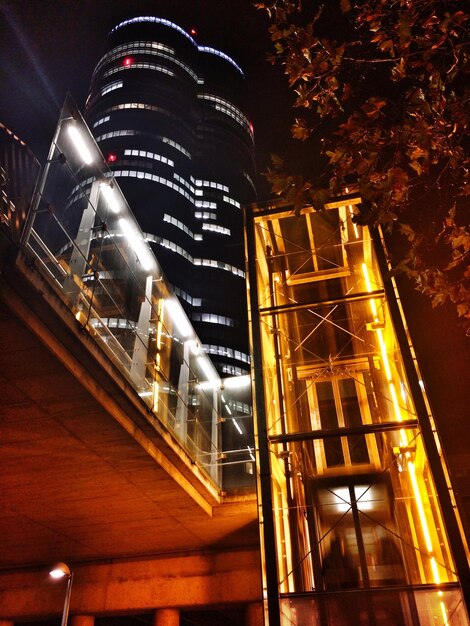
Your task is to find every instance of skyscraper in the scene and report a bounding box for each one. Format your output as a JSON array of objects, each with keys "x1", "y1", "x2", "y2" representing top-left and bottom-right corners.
[{"x1": 85, "y1": 16, "x2": 256, "y2": 378}]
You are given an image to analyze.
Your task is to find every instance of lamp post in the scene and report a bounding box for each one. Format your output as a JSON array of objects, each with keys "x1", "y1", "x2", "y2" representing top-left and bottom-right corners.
[{"x1": 50, "y1": 562, "x2": 74, "y2": 626}]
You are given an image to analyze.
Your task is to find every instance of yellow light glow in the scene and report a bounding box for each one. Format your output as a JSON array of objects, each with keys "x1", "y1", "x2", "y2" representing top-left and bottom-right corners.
[
  {"x1": 362, "y1": 262, "x2": 373, "y2": 292},
  {"x1": 363, "y1": 264, "x2": 393, "y2": 380},
  {"x1": 377, "y1": 329, "x2": 392, "y2": 380},
  {"x1": 153, "y1": 381, "x2": 159, "y2": 412},
  {"x1": 156, "y1": 301, "x2": 163, "y2": 350},
  {"x1": 440, "y1": 601, "x2": 447, "y2": 624},
  {"x1": 348, "y1": 205, "x2": 359, "y2": 239},
  {"x1": 399, "y1": 427, "x2": 409, "y2": 448},
  {"x1": 389, "y1": 382, "x2": 403, "y2": 422},
  {"x1": 408, "y1": 461, "x2": 441, "y2": 585}
]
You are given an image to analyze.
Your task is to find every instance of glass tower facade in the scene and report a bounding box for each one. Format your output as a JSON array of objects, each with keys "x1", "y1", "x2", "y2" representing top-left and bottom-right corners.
[
  {"x1": 85, "y1": 16, "x2": 256, "y2": 378},
  {"x1": 245, "y1": 197, "x2": 470, "y2": 625}
]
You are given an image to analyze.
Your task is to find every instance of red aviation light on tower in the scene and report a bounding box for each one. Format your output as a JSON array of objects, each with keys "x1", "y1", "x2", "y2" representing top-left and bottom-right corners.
[
  {"x1": 122, "y1": 56, "x2": 134, "y2": 67},
  {"x1": 107, "y1": 153, "x2": 117, "y2": 164},
  {"x1": 190, "y1": 27, "x2": 197, "y2": 36}
]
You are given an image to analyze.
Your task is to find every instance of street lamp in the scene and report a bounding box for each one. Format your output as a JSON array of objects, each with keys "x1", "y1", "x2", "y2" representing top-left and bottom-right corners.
[{"x1": 49, "y1": 562, "x2": 74, "y2": 626}]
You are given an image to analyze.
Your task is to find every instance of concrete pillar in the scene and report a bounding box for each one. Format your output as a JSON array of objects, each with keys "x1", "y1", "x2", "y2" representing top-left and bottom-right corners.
[
  {"x1": 70, "y1": 616, "x2": 94, "y2": 626},
  {"x1": 245, "y1": 602, "x2": 264, "y2": 626},
  {"x1": 153, "y1": 608, "x2": 179, "y2": 626}
]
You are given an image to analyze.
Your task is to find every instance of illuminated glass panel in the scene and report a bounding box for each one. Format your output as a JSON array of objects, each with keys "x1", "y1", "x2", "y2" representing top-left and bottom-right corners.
[
  {"x1": 195, "y1": 211, "x2": 216, "y2": 220},
  {"x1": 198, "y1": 94, "x2": 252, "y2": 137},
  {"x1": 163, "y1": 214, "x2": 196, "y2": 239},
  {"x1": 124, "y1": 149, "x2": 174, "y2": 167},
  {"x1": 101, "y1": 80, "x2": 123, "y2": 95},
  {"x1": 192, "y1": 312, "x2": 234, "y2": 327},
  {"x1": 93, "y1": 115, "x2": 110, "y2": 128},
  {"x1": 195, "y1": 179, "x2": 229, "y2": 193},
  {"x1": 104, "y1": 62, "x2": 175, "y2": 78},
  {"x1": 247, "y1": 199, "x2": 466, "y2": 623},
  {"x1": 202, "y1": 223, "x2": 230, "y2": 236},
  {"x1": 223, "y1": 194, "x2": 241, "y2": 209},
  {"x1": 94, "y1": 42, "x2": 198, "y2": 81},
  {"x1": 203, "y1": 345, "x2": 250, "y2": 364}
]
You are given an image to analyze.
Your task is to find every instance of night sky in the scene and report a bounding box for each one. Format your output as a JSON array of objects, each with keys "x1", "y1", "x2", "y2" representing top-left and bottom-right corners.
[{"x1": 1, "y1": 0, "x2": 469, "y2": 458}]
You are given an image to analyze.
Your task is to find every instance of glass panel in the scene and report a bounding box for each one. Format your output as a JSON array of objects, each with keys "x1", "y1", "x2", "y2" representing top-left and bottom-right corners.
[
  {"x1": 339, "y1": 378, "x2": 369, "y2": 464},
  {"x1": 317, "y1": 381, "x2": 344, "y2": 467},
  {"x1": 280, "y1": 587, "x2": 468, "y2": 625}
]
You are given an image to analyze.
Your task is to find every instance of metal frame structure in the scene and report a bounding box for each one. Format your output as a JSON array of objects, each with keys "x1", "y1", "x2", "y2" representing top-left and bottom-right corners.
[{"x1": 245, "y1": 197, "x2": 470, "y2": 626}]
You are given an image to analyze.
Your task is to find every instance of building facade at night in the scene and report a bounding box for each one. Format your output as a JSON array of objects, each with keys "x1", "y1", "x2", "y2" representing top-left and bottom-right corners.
[
  {"x1": 85, "y1": 16, "x2": 256, "y2": 378},
  {"x1": 245, "y1": 197, "x2": 470, "y2": 625}
]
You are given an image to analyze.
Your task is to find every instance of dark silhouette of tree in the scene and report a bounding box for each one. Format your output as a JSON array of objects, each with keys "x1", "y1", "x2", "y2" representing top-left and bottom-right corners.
[{"x1": 255, "y1": 0, "x2": 470, "y2": 330}]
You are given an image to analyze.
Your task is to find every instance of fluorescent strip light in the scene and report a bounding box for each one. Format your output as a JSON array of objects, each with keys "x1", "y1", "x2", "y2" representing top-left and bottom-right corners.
[
  {"x1": 100, "y1": 182, "x2": 120, "y2": 214},
  {"x1": 68, "y1": 125, "x2": 94, "y2": 164},
  {"x1": 118, "y1": 218, "x2": 155, "y2": 272},
  {"x1": 232, "y1": 418, "x2": 242, "y2": 434},
  {"x1": 197, "y1": 354, "x2": 219, "y2": 384},
  {"x1": 165, "y1": 299, "x2": 192, "y2": 338},
  {"x1": 222, "y1": 374, "x2": 251, "y2": 389}
]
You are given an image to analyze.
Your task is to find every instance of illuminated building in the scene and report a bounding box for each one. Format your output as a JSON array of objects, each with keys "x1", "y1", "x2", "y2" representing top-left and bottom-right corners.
[
  {"x1": 245, "y1": 196, "x2": 470, "y2": 625},
  {"x1": 85, "y1": 16, "x2": 256, "y2": 379},
  {"x1": 0, "y1": 122, "x2": 40, "y2": 240}
]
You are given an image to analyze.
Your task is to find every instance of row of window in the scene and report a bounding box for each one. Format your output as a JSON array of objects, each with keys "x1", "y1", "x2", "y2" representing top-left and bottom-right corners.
[
  {"x1": 124, "y1": 149, "x2": 174, "y2": 167},
  {"x1": 94, "y1": 40, "x2": 175, "y2": 76},
  {"x1": 109, "y1": 18, "x2": 244, "y2": 77},
  {"x1": 203, "y1": 344, "x2": 250, "y2": 364},
  {"x1": 202, "y1": 223, "x2": 231, "y2": 236},
  {"x1": 173, "y1": 286, "x2": 202, "y2": 307},
  {"x1": 195, "y1": 200, "x2": 217, "y2": 209},
  {"x1": 109, "y1": 158, "x2": 240, "y2": 209},
  {"x1": 223, "y1": 194, "x2": 241, "y2": 209},
  {"x1": 195, "y1": 179, "x2": 229, "y2": 193},
  {"x1": 198, "y1": 94, "x2": 252, "y2": 137},
  {"x1": 104, "y1": 101, "x2": 171, "y2": 117},
  {"x1": 191, "y1": 312, "x2": 234, "y2": 327},
  {"x1": 163, "y1": 213, "x2": 199, "y2": 240},
  {"x1": 195, "y1": 211, "x2": 216, "y2": 220},
  {"x1": 194, "y1": 258, "x2": 244, "y2": 277},
  {"x1": 101, "y1": 80, "x2": 123, "y2": 96},
  {"x1": 95, "y1": 129, "x2": 192, "y2": 159},
  {"x1": 143, "y1": 232, "x2": 244, "y2": 278},
  {"x1": 165, "y1": 212, "x2": 229, "y2": 239},
  {"x1": 173, "y1": 172, "x2": 194, "y2": 193},
  {"x1": 227, "y1": 400, "x2": 251, "y2": 415},
  {"x1": 113, "y1": 168, "x2": 193, "y2": 202},
  {"x1": 96, "y1": 43, "x2": 198, "y2": 81},
  {"x1": 93, "y1": 115, "x2": 110, "y2": 128},
  {"x1": 161, "y1": 135, "x2": 192, "y2": 159},
  {"x1": 220, "y1": 364, "x2": 248, "y2": 376},
  {"x1": 65, "y1": 169, "x2": 232, "y2": 223},
  {"x1": 104, "y1": 62, "x2": 175, "y2": 79}
]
